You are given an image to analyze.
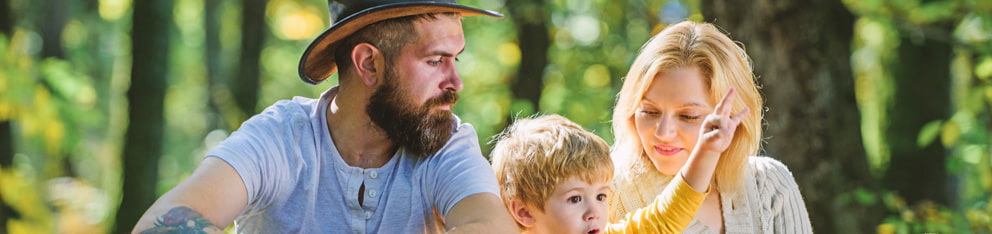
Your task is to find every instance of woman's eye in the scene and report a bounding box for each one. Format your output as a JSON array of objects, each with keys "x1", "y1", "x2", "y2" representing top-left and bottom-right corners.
[
  {"x1": 567, "y1": 196, "x2": 582, "y2": 203},
  {"x1": 638, "y1": 109, "x2": 659, "y2": 115},
  {"x1": 680, "y1": 114, "x2": 700, "y2": 120},
  {"x1": 596, "y1": 194, "x2": 607, "y2": 201}
]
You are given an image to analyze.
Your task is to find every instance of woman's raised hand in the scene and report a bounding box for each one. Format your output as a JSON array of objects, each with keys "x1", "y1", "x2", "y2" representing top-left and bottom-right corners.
[{"x1": 695, "y1": 87, "x2": 750, "y2": 155}]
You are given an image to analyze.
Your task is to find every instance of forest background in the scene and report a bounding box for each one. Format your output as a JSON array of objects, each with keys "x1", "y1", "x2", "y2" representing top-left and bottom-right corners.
[{"x1": 0, "y1": 0, "x2": 990, "y2": 233}]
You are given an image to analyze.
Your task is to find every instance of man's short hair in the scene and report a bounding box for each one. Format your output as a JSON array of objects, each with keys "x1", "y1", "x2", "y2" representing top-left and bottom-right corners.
[
  {"x1": 333, "y1": 12, "x2": 459, "y2": 77},
  {"x1": 490, "y1": 115, "x2": 614, "y2": 214}
]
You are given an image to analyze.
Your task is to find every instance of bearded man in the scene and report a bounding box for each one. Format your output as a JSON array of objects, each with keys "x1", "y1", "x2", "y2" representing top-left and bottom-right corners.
[{"x1": 131, "y1": 0, "x2": 517, "y2": 233}]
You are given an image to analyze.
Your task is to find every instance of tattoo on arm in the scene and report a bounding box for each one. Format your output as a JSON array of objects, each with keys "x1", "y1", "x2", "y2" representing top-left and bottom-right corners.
[{"x1": 139, "y1": 206, "x2": 221, "y2": 234}]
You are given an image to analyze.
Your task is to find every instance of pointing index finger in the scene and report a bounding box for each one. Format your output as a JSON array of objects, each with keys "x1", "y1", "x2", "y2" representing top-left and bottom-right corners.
[{"x1": 714, "y1": 87, "x2": 737, "y2": 116}]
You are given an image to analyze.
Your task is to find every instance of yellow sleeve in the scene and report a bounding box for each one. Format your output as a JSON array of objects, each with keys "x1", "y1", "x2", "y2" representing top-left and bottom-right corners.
[{"x1": 604, "y1": 173, "x2": 707, "y2": 234}]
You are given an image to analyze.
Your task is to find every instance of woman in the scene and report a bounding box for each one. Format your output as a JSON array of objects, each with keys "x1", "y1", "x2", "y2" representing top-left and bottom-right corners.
[{"x1": 609, "y1": 21, "x2": 812, "y2": 233}]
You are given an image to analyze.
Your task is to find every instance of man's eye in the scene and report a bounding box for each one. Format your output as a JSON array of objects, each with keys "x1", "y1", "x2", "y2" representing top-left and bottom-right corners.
[
  {"x1": 567, "y1": 196, "x2": 581, "y2": 203},
  {"x1": 428, "y1": 60, "x2": 442, "y2": 66}
]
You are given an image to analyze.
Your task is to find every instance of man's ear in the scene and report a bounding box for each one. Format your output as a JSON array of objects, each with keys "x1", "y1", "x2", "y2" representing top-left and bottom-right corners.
[
  {"x1": 350, "y1": 42, "x2": 381, "y2": 87},
  {"x1": 509, "y1": 199, "x2": 537, "y2": 228}
]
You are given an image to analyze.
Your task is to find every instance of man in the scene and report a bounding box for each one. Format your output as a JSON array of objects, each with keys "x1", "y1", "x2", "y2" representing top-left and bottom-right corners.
[{"x1": 131, "y1": 0, "x2": 517, "y2": 233}]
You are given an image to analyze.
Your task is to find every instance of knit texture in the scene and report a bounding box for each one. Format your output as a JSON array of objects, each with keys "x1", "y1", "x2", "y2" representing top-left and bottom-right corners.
[{"x1": 610, "y1": 156, "x2": 812, "y2": 233}]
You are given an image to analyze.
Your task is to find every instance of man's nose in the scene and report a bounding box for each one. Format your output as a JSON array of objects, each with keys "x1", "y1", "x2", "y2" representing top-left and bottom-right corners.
[{"x1": 441, "y1": 68, "x2": 463, "y2": 92}]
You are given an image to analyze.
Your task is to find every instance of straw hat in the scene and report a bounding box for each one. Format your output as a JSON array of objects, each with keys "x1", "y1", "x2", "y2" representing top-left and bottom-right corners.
[{"x1": 298, "y1": 0, "x2": 503, "y2": 84}]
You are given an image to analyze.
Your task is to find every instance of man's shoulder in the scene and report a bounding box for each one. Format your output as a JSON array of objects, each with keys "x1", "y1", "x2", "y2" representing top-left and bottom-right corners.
[
  {"x1": 437, "y1": 117, "x2": 480, "y2": 155},
  {"x1": 247, "y1": 97, "x2": 319, "y2": 124}
]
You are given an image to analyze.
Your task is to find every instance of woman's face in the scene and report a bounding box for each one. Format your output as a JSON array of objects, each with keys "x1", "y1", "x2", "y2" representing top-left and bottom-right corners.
[{"x1": 633, "y1": 66, "x2": 714, "y2": 176}]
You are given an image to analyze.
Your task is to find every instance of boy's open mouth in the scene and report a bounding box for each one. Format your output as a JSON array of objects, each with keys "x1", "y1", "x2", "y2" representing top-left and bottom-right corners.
[{"x1": 586, "y1": 228, "x2": 600, "y2": 234}]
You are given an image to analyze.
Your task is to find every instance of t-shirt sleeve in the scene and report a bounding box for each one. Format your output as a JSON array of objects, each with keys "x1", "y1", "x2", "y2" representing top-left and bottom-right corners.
[
  {"x1": 423, "y1": 123, "x2": 500, "y2": 217},
  {"x1": 206, "y1": 100, "x2": 304, "y2": 211},
  {"x1": 605, "y1": 173, "x2": 707, "y2": 234}
]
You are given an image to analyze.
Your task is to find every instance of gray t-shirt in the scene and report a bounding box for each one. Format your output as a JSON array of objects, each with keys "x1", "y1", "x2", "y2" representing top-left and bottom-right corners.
[{"x1": 208, "y1": 87, "x2": 499, "y2": 233}]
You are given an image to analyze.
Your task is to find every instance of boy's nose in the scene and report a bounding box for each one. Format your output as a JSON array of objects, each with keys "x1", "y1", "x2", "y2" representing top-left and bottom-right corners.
[{"x1": 583, "y1": 204, "x2": 601, "y2": 221}]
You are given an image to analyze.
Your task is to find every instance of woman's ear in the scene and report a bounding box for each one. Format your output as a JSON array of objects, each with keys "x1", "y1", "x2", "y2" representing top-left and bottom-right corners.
[
  {"x1": 510, "y1": 199, "x2": 537, "y2": 228},
  {"x1": 350, "y1": 42, "x2": 380, "y2": 87}
]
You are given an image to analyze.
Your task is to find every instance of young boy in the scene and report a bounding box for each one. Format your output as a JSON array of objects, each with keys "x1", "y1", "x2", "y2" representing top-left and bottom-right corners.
[{"x1": 490, "y1": 115, "x2": 718, "y2": 233}]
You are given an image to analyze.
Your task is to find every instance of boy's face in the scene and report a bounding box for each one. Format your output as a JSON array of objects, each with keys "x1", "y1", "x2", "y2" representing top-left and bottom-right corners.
[{"x1": 522, "y1": 176, "x2": 610, "y2": 234}]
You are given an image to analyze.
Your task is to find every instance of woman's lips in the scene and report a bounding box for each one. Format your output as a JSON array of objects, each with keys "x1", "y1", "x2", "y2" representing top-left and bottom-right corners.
[{"x1": 654, "y1": 144, "x2": 684, "y2": 156}]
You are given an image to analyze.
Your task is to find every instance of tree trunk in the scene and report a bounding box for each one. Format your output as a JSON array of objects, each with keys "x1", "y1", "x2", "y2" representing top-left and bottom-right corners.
[
  {"x1": 701, "y1": 0, "x2": 880, "y2": 233},
  {"x1": 0, "y1": 121, "x2": 14, "y2": 233},
  {"x1": 39, "y1": 0, "x2": 67, "y2": 59},
  {"x1": 504, "y1": 0, "x2": 548, "y2": 124},
  {"x1": 233, "y1": 0, "x2": 267, "y2": 117},
  {"x1": 115, "y1": 0, "x2": 173, "y2": 232},
  {"x1": 882, "y1": 35, "x2": 951, "y2": 205},
  {"x1": 0, "y1": 0, "x2": 10, "y2": 34},
  {"x1": 204, "y1": 0, "x2": 229, "y2": 130}
]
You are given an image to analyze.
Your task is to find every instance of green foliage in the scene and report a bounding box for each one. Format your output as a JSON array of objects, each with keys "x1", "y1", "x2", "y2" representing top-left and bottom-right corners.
[
  {"x1": 847, "y1": 0, "x2": 992, "y2": 232},
  {"x1": 1, "y1": 26, "x2": 112, "y2": 233}
]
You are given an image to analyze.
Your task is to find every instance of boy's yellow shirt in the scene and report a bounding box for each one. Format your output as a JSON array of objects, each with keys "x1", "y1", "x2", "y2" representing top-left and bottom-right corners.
[{"x1": 605, "y1": 173, "x2": 707, "y2": 234}]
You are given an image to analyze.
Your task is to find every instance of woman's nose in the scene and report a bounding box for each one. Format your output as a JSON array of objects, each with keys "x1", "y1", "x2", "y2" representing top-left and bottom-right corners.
[{"x1": 654, "y1": 116, "x2": 677, "y2": 141}]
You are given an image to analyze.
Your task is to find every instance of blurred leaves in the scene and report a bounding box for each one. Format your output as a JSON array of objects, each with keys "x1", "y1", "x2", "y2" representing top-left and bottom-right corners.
[{"x1": 848, "y1": 0, "x2": 992, "y2": 232}]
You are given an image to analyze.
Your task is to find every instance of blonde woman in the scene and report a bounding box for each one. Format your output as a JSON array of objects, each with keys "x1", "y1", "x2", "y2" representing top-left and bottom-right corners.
[{"x1": 609, "y1": 21, "x2": 813, "y2": 233}]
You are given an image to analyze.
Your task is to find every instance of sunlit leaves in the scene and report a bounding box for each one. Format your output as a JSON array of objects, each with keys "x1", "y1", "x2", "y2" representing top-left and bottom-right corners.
[
  {"x1": 846, "y1": 0, "x2": 992, "y2": 231},
  {"x1": 268, "y1": 0, "x2": 325, "y2": 40},
  {"x1": 976, "y1": 56, "x2": 992, "y2": 80},
  {"x1": 852, "y1": 17, "x2": 899, "y2": 175},
  {"x1": 917, "y1": 120, "x2": 942, "y2": 148},
  {"x1": 99, "y1": 0, "x2": 131, "y2": 21},
  {"x1": 582, "y1": 64, "x2": 610, "y2": 88},
  {"x1": 0, "y1": 167, "x2": 54, "y2": 233},
  {"x1": 497, "y1": 42, "x2": 520, "y2": 66}
]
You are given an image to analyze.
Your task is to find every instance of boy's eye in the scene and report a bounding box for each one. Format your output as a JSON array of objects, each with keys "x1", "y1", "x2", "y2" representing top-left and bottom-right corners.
[
  {"x1": 567, "y1": 196, "x2": 582, "y2": 203},
  {"x1": 596, "y1": 194, "x2": 607, "y2": 201}
]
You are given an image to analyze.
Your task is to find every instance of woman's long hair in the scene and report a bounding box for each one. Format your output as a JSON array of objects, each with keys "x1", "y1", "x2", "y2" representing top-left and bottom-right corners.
[{"x1": 611, "y1": 21, "x2": 764, "y2": 197}]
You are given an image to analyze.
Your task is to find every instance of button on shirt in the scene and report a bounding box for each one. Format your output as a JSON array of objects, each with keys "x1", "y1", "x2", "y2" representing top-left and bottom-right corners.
[{"x1": 207, "y1": 87, "x2": 500, "y2": 233}]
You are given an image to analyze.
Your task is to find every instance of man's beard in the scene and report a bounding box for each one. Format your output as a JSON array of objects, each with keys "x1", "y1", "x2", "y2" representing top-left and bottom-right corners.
[{"x1": 367, "y1": 68, "x2": 459, "y2": 157}]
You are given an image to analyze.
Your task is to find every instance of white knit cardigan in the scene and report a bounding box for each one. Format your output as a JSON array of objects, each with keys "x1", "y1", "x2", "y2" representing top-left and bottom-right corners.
[{"x1": 609, "y1": 156, "x2": 813, "y2": 233}]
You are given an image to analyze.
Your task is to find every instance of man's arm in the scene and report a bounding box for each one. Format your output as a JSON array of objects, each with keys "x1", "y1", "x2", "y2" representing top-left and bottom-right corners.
[
  {"x1": 131, "y1": 157, "x2": 248, "y2": 234},
  {"x1": 443, "y1": 193, "x2": 518, "y2": 234}
]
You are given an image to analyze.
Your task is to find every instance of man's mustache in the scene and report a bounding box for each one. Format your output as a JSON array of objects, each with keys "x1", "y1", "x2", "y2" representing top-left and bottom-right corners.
[{"x1": 425, "y1": 90, "x2": 459, "y2": 108}]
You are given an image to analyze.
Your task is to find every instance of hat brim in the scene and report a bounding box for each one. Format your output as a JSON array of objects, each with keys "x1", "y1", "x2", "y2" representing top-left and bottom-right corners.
[{"x1": 298, "y1": 3, "x2": 502, "y2": 85}]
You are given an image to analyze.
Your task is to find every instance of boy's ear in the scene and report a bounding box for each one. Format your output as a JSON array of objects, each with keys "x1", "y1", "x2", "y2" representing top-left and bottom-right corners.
[
  {"x1": 509, "y1": 199, "x2": 537, "y2": 228},
  {"x1": 350, "y1": 42, "x2": 381, "y2": 88}
]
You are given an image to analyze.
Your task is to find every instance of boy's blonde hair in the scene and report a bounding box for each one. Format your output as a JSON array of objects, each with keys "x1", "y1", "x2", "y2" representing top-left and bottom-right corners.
[{"x1": 490, "y1": 115, "x2": 614, "y2": 213}]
